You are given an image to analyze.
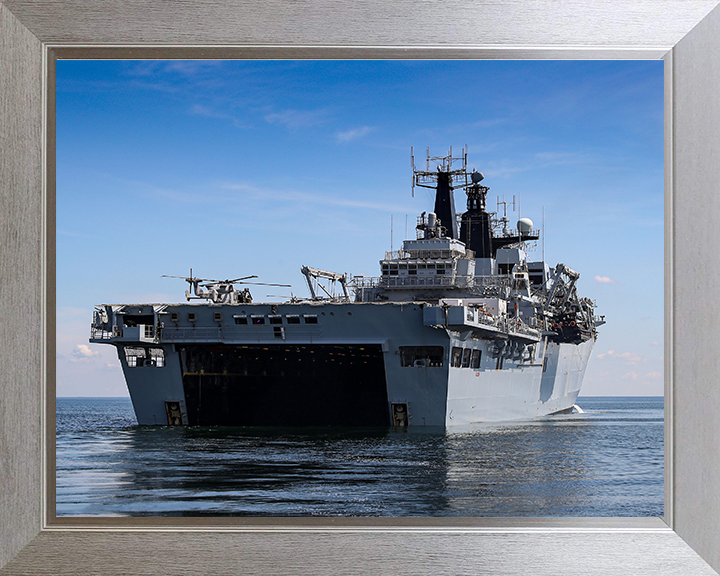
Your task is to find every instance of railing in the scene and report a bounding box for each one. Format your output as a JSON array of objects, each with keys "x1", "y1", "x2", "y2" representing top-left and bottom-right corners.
[
  {"x1": 384, "y1": 248, "x2": 474, "y2": 260},
  {"x1": 158, "y1": 325, "x2": 322, "y2": 343},
  {"x1": 90, "y1": 325, "x2": 155, "y2": 342},
  {"x1": 494, "y1": 228, "x2": 539, "y2": 239},
  {"x1": 445, "y1": 305, "x2": 541, "y2": 341},
  {"x1": 89, "y1": 328, "x2": 114, "y2": 340},
  {"x1": 352, "y1": 274, "x2": 512, "y2": 290},
  {"x1": 507, "y1": 317, "x2": 541, "y2": 338},
  {"x1": 160, "y1": 327, "x2": 223, "y2": 342}
]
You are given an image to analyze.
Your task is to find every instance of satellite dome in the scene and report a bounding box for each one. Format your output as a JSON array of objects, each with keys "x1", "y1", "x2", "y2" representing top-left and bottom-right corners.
[
  {"x1": 471, "y1": 170, "x2": 484, "y2": 183},
  {"x1": 517, "y1": 218, "x2": 533, "y2": 234}
]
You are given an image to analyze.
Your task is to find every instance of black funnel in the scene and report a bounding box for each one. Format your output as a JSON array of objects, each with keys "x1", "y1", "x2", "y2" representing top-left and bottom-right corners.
[{"x1": 434, "y1": 171, "x2": 458, "y2": 239}]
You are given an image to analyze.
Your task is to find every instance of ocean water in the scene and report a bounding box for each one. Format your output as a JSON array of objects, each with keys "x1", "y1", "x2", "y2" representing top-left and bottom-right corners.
[{"x1": 56, "y1": 396, "x2": 663, "y2": 517}]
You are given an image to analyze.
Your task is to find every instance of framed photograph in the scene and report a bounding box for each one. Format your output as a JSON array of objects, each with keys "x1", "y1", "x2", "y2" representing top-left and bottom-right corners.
[
  {"x1": 2, "y1": 1, "x2": 720, "y2": 574},
  {"x1": 52, "y1": 58, "x2": 665, "y2": 520}
]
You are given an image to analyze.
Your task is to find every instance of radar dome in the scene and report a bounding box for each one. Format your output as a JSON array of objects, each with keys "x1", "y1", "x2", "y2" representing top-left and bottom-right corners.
[
  {"x1": 517, "y1": 218, "x2": 534, "y2": 234},
  {"x1": 471, "y1": 171, "x2": 484, "y2": 183}
]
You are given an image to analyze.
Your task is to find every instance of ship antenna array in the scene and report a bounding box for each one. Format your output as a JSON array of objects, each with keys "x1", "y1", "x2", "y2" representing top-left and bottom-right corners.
[
  {"x1": 410, "y1": 145, "x2": 468, "y2": 197},
  {"x1": 542, "y1": 206, "x2": 545, "y2": 262},
  {"x1": 497, "y1": 194, "x2": 516, "y2": 218},
  {"x1": 497, "y1": 194, "x2": 516, "y2": 235}
]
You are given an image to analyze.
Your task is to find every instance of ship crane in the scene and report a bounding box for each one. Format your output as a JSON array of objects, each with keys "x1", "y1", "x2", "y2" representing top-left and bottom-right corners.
[{"x1": 301, "y1": 265, "x2": 350, "y2": 301}]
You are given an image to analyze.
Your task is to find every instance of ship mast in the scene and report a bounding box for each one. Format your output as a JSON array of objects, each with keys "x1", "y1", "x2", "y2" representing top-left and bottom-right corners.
[{"x1": 411, "y1": 146, "x2": 468, "y2": 240}]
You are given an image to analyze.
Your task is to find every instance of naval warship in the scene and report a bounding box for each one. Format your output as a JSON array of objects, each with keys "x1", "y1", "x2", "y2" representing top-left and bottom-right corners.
[{"x1": 90, "y1": 148, "x2": 604, "y2": 428}]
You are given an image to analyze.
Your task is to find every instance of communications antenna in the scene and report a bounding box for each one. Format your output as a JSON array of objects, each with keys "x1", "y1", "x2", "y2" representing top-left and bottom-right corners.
[
  {"x1": 496, "y1": 194, "x2": 516, "y2": 235},
  {"x1": 410, "y1": 144, "x2": 468, "y2": 197}
]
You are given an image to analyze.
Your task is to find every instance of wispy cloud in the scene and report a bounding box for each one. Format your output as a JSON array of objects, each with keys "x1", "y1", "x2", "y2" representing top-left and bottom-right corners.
[
  {"x1": 594, "y1": 275, "x2": 616, "y2": 284},
  {"x1": 596, "y1": 350, "x2": 645, "y2": 365},
  {"x1": 535, "y1": 151, "x2": 581, "y2": 163},
  {"x1": 163, "y1": 61, "x2": 223, "y2": 75},
  {"x1": 220, "y1": 182, "x2": 411, "y2": 213},
  {"x1": 189, "y1": 104, "x2": 226, "y2": 119},
  {"x1": 70, "y1": 344, "x2": 100, "y2": 363},
  {"x1": 125, "y1": 61, "x2": 223, "y2": 77},
  {"x1": 336, "y1": 126, "x2": 374, "y2": 143},
  {"x1": 188, "y1": 104, "x2": 245, "y2": 128},
  {"x1": 264, "y1": 109, "x2": 329, "y2": 130},
  {"x1": 469, "y1": 118, "x2": 510, "y2": 130}
]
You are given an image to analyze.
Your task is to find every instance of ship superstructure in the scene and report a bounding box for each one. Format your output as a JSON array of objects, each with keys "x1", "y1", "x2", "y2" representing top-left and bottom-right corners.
[{"x1": 90, "y1": 148, "x2": 604, "y2": 428}]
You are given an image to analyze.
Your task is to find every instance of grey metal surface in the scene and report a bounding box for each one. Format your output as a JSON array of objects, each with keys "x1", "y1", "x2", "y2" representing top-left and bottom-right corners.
[
  {"x1": 671, "y1": 5, "x2": 720, "y2": 571},
  {"x1": 2, "y1": 0, "x2": 718, "y2": 47},
  {"x1": 0, "y1": 2, "x2": 43, "y2": 569},
  {"x1": 3, "y1": 530, "x2": 719, "y2": 576},
  {"x1": 2, "y1": 0, "x2": 720, "y2": 574}
]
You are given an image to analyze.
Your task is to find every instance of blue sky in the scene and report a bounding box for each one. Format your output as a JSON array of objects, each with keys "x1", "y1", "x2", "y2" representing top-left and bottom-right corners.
[{"x1": 56, "y1": 59, "x2": 664, "y2": 397}]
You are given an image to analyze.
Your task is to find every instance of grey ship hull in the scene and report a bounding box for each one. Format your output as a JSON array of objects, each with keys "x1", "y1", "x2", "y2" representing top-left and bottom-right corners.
[{"x1": 94, "y1": 301, "x2": 593, "y2": 428}]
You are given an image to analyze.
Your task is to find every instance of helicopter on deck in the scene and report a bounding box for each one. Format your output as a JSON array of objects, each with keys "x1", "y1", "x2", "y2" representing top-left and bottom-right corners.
[{"x1": 162, "y1": 270, "x2": 291, "y2": 304}]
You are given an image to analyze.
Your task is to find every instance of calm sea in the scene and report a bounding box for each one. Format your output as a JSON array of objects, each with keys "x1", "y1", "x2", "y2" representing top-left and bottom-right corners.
[{"x1": 56, "y1": 396, "x2": 663, "y2": 517}]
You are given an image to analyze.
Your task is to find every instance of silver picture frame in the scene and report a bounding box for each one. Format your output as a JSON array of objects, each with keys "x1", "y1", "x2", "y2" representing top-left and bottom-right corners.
[{"x1": 2, "y1": 1, "x2": 720, "y2": 573}]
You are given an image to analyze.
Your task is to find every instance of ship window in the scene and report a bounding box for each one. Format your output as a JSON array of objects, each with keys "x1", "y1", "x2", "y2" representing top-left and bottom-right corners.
[
  {"x1": 251, "y1": 315, "x2": 265, "y2": 325},
  {"x1": 427, "y1": 263, "x2": 435, "y2": 269},
  {"x1": 170, "y1": 312, "x2": 179, "y2": 322},
  {"x1": 234, "y1": 315, "x2": 248, "y2": 324},
  {"x1": 389, "y1": 263, "x2": 398, "y2": 270},
  {"x1": 399, "y1": 264, "x2": 407, "y2": 269},
  {"x1": 408, "y1": 263, "x2": 417, "y2": 269},
  {"x1": 389, "y1": 270, "x2": 398, "y2": 276},
  {"x1": 418, "y1": 264, "x2": 426, "y2": 269},
  {"x1": 441, "y1": 250, "x2": 450, "y2": 258},
  {"x1": 124, "y1": 347, "x2": 145, "y2": 368},
  {"x1": 213, "y1": 312, "x2": 222, "y2": 322},
  {"x1": 148, "y1": 348, "x2": 165, "y2": 367},
  {"x1": 408, "y1": 270, "x2": 417, "y2": 275},
  {"x1": 188, "y1": 312, "x2": 196, "y2": 322},
  {"x1": 382, "y1": 270, "x2": 389, "y2": 276},
  {"x1": 471, "y1": 349, "x2": 482, "y2": 369},
  {"x1": 304, "y1": 315, "x2": 318, "y2": 324},
  {"x1": 451, "y1": 347, "x2": 463, "y2": 368},
  {"x1": 286, "y1": 315, "x2": 300, "y2": 324},
  {"x1": 436, "y1": 269, "x2": 445, "y2": 275},
  {"x1": 123, "y1": 314, "x2": 154, "y2": 327},
  {"x1": 462, "y1": 348, "x2": 472, "y2": 368},
  {"x1": 269, "y1": 315, "x2": 283, "y2": 324},
  {"x1": 382, "y1": 263, "x2": 389, "y2": 270},
  {"x1": 399, "y1": 346, "x2": 444, "y2": 368}
]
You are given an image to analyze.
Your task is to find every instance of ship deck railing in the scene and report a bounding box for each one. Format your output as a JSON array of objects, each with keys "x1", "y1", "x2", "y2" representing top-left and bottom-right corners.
[
  {"x1": 384, "y1": 248, "x2": 474, "y2": 260},
  {"x1": 158, "y1": 326, "x2": 321, "y2": 343},
  {"x1": 352, "y1": 274, "x2": 512, "y2": 290},
  {"x1": 89, "y1": 328, "x2": 114, "y2": 341}
]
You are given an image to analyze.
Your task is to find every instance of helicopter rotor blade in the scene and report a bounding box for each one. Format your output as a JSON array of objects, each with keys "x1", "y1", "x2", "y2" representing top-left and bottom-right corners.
[
  {"x1": 226, "y1": 275, "x2": 259, "y2": 283},
  {"x1": 162, "y1": 273, "x2": 215, "y2": 283},
  {"x1": 238, "y1": 281, "x2": 292, "y2": 287}
]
